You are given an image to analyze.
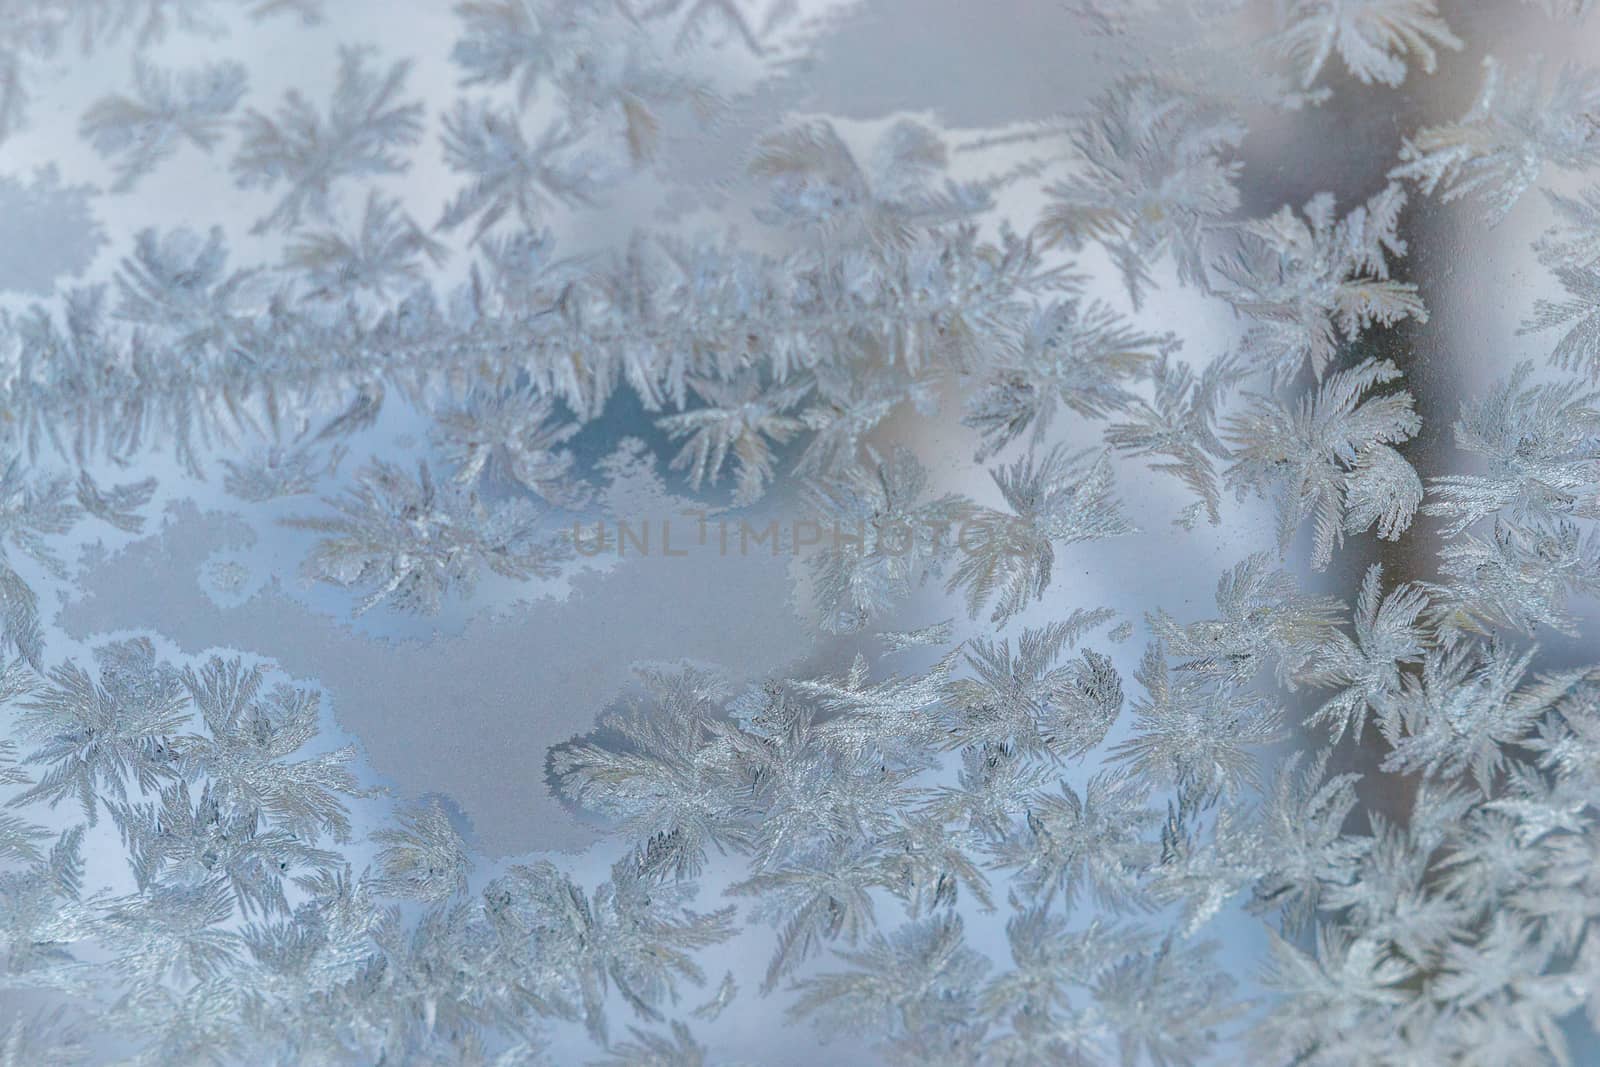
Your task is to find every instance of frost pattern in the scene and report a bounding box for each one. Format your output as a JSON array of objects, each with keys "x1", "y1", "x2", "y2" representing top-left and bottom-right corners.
[{"x1": 4, "y1": 1, "x2": 1600, "y2": 1065}]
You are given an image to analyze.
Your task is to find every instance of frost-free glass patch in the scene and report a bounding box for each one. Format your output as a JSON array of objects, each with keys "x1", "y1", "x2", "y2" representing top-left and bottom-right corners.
[{"x1": 3, "y1": 1, "x2": 1600, "y2": 1064}]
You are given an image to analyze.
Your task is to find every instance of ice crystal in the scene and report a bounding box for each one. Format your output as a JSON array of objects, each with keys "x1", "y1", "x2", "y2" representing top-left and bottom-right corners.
[
  {"x1": 1105, "y1": 353, "x2": 1241, "y2": 526},
  {"x1": 1393, "y1": 57, "x2": 1600, "y2": 223},
  {"x1": 943, "y1": 610, "x2": 1121, "y2": 758},
  {"x1": 1215, "y1": 186, "x2": 1424, "y2": 384},
  {"x1": 657, "y1": 371, "x2": 809, "y2": 505},
  {"x1": 286, "y1": 190, "x2": 446, "y2": 301},
  {"x1": 233, "y1": 46, "x2": 424, "y2": 233},
  {"x1": 1300, "y1": 565, "x2": 1428, "y2": 743},
  {"x1": 1274, "y1": 0, "x2": 1461, "y2": 89},
  {"x1": 948, "y1": 447, "x2": 1134, "y2": 623},
  {"x1": 286, "y1": 460, "x2": 570, "y2": 615},
  {"x1": 12, "y1": 639, "x2": 187, "y2": 823},
  {"x1": 439, "y1": 104, "x2": 604, "y2": 241},
  {"x1": 1426, "y1": 362, "x2": 1600, "y2": 532},
  {"x1": 963, "y1": 299, "x2": 1173, "y2": 460},
  {"x1": 81, "y1": 60, "x2": 248, "y2": 192},
  {"x1": 803, "y1": 447, "x2": 970, "y2": 633},
  {"x1": 1037, "y1": 78, "x2": 1244, "y2": 307},
  {"x1": 1224, "y1": 357, "x2": 1422, "y2": 569}
]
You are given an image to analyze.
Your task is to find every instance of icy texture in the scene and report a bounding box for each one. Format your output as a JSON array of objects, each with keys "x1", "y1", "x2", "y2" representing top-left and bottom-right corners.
[{"x1": 2, "y1": 2, "x2": 1600, "y2": 1065}]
